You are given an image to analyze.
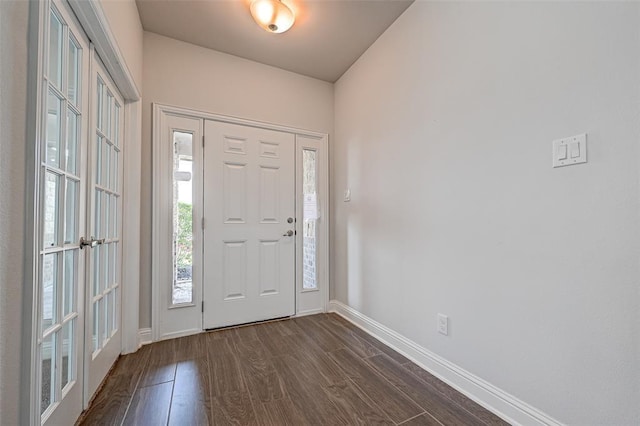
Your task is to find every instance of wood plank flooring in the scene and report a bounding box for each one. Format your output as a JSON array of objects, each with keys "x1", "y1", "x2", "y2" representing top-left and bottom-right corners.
[{"x1": 77, "y1": 314, "x2": 509, "y2": 426}]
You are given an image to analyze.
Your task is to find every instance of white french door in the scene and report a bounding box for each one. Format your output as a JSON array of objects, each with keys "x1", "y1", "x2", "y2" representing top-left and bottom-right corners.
[
  {"x1": 203, "y1": 120, "x2": 296, "y2": 328},
  {"x1": 84, "y1": 53, "x2": 124, "y2": 402},
  {"x1": 38, "y1": 1, "x2": 89, "y2": 424},
  {"x1": 34, "y1": 2, "x2": 125, "y2": 423}
]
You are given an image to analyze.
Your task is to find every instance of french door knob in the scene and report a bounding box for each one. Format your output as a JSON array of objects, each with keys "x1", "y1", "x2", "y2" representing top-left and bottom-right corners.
[
  {"x1": 79, "y1": 236, "x2": 105, "y2": 249},
  {"x1": 282, "y1": 230, "x2": 294, "y2": 237}
]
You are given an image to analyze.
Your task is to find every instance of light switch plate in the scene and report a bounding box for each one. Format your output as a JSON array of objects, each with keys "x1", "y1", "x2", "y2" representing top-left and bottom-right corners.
[{"x1": 553, "y1": 133, "x2": 587, "y2": 168}]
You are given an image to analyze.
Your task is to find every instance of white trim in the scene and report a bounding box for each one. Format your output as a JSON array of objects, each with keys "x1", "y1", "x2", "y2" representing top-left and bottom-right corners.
[
  {"x1": 294, "y1": 308, "x2": 325, "y2": 317},
  {"x1": 158, "y1": 328, "x2": 202, "y2": 341},
  {"x1": 66, "y1": 0, "x2": 140, "y2": 101},
  {"x1": 153, "y1": 103, "x2": 326, "y2": 139},
  {"x1": 137, "y1": 328, "x2": 152, "y2": 347},
  {"x1": 120, "y1": 100, "x2": 141, "y2": 354},
  {"x1": 328, "y1": 300, "x2": 564, "y2": 426},
  {"x1": 23, "y1": 1, "x2": 49, "y2": 423}
]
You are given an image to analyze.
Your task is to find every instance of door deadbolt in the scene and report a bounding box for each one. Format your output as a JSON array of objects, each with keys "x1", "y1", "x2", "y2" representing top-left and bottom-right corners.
[{"x1": 287, "y1": 217, "x2": 294, "y2": 223}]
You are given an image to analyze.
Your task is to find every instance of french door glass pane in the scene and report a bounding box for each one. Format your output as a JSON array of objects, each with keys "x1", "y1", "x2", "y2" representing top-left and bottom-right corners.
[
  {"x1": 302, "y1": 149, "x2": 318, "y2": 290},
  {"x1": 112, "y1": 286, "x2": 118, "y2": 333},
  {"x1": 112, "y1": 151, "x2": 118, "y2": 191},
  {"x1": 172, "y1": 131, "x2": 194, "y2": 305},
  {"x1": 102, "y1": 140, "x2": 110, "y2": 187},
  {"x1": 106, "y1": 93, "x2": 113, "y2": 139},
  {"x1": 42, "y1": 253, "x2": 58, "y2": 331},
  {"x1": 43, "y1": 172, "x2": 60, "y2": 248},
  {"x1": 92, "y1": 301, "x2": 99, "y2": 353},
  {"x1": 63, "y1": 250, "x2": 75, "y2": 317},
  {"x1": 103, "y1": 194, "x2": 110, "y2": 239},
  {"x1": 95, "y1": 136, "x2": 102, "y2": 186},
  {"x1": 67, "y1": 38, "x2": 80, "y2": 106},
  {"x1": 48, "y1": 11, "x2": 63, "y2": 89},
  {"x1": 114, "y1": 104, "x2": 120, "y2": 146},
  {"x1": 61, "y1": 320, "x2": 73, "y2": 390},
  {"x1": 66, "y1": 110, "x2": 78, "y2": 174},
  {"x1": 104, "y1": 291, "x2": 111, "y2": 340},
  {"x1": 41, "y1": 333, "x2": 56, "y2": 414},
  {"x1": 46, "y1": 91, "x2": 62, "y2": 169},
  {"x1": 65, "y1": 178, "x2": 78, "y2": 244},
  {"x1": 92, "y1": 246, "x2": 100, "y2": 298},
  {"x1": 94, "y1": 189, "x2": 101, "y2": 237},
  {"x1": 96, "y1": 79, "x2": 104, "y2": 131}
]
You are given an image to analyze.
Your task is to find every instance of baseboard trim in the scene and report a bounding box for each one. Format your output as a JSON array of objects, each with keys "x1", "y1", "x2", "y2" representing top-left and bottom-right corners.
[
  {"x1": 295, "y1": 308, "x2": 325, "y2": 317},
  {"x1": 328, "y1": 300, "x2": 562, "y2": 426},
  {"x1": 159, "y1": 328, "x2": 202, "y2": 341},
  {"x1": 137, "y1": 328, "x2": 152, "y2": 348}
]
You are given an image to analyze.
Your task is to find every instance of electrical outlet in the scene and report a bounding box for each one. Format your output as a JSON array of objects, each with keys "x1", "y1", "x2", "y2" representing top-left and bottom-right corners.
[{"x1": 437, "y1": 314, "x2": 449, "y2": 336}]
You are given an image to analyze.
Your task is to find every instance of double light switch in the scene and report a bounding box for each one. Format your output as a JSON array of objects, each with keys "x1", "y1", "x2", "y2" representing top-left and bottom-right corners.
[{"x1": 553, "y1": 133, "x2": 587, "y2": 168}]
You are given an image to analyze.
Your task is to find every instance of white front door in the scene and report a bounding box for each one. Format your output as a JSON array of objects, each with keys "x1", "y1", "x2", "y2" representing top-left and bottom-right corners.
[
  {"x1": 203, "y1": 120, "x2": 296, "y2": 328},
  {"x1": 84, "y1": 53, "x2": 124, "y2": 401}
]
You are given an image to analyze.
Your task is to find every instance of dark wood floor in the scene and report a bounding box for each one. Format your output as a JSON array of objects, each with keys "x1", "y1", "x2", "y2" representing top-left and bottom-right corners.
[{"x1": 78, "y1": 313, "x2": 509, "y2": 426}]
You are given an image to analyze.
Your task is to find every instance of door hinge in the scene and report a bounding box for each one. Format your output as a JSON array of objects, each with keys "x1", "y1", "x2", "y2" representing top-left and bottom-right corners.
[
  {"x1": 201, "y1": 217, "x2": 205, "y2": 230},
  {"x1": 202, "y1": 135, "x2": 205, "y2": 147},
  {"x1": 201, "y1": 301, "x2": 204, "y2": 312}
]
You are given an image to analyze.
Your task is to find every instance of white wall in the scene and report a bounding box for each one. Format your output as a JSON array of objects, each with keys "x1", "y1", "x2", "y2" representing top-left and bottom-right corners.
[
  {"x1": 101, "y1": 0, "x2": 144, "y2": 93},
  {"x1": 333, "y1": 2, "x2": 640, "y2": 425},
  {"x1": 140, "y1": 32, "x2": 334, "y2": 328},
  {"x1": 0, "y1": 2, "x2": 29, "y2": 424}
]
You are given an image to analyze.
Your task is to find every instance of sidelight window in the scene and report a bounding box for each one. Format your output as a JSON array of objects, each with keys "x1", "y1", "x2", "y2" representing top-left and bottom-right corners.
[{"x1": 172, "y1": 131, "x2": 194, "y2": 305}]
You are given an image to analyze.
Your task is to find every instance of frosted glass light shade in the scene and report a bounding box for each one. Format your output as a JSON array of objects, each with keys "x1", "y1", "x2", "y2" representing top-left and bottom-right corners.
[{"x1": 250, "y1": 0, "x2": 295, "y2": 34}]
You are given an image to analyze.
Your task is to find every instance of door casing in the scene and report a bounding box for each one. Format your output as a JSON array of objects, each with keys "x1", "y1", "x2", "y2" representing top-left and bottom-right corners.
[{"x1": 152, "y1": 103, "x2": 330, "y2": 342}]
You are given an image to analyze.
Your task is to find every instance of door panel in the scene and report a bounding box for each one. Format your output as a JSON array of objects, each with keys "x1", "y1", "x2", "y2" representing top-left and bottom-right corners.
[
  {"x1": 84, "y1": 53, "x2": 124, "y2": 402},
  {"x1": 203, "y1": 121, "x2": 295, "y2": 329},
  {"x1": 40, "y1": 1, "x2": 89, "y2": 424}
]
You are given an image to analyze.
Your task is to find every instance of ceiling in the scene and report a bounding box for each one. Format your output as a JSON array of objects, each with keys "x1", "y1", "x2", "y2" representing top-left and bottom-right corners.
[{"x1": 135, "y1": 0, "x2": 414, "y2": 82}]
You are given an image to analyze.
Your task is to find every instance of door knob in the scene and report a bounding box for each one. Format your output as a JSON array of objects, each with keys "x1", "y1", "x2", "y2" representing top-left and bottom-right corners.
[
  {"x1": 79, "y1": 236, "x2": 105, "y2": 249},
  {"x1": 282, "y1": 230, "x2": 294, "y2": 237}
]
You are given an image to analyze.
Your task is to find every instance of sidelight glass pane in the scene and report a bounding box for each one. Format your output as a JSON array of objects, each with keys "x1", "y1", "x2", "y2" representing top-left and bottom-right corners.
[
  {"x1": 302, "y1": 149, "x2": 318, "y2": 290},
  {"x1": 66, "y1": 110, "x2": 78, "y2": 174},
  {"x1": 172, "y1": 131, "x2": 194, "y2": 305},
  {"x1": 46, "y1": 91, "x2": 62, "y2": 168},
  {"x1": 65, "y1": 179, "x2": 78, "y2": 244},
  {"x1": 48, "y1": 11, "x2": 63, "y2": 89},
  {"x1": 61, "y1": 320, "x2": 73, "y2": 390},
  {"x1": 41, "y1": 333, "x2": 56, "y2": 414},
  {"x1": 43, "y1": 172, "x2": 60, "y2": 248},
  {"x1": 67, "y1": 37, "x2": 80, "y2": 106},
  {"x1": 63, "y1": 250, "x2": 75, "y2": 316},
  {"x1": 42, "y1": 253, "x2": 58, "y2": 331}
]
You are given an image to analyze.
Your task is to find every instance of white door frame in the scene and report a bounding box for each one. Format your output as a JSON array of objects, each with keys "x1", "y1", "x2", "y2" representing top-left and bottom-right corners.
[
  {"x1": 23, "y1": 0, "x2": 141, "y2": 423},
  {"x1": 152, "y1": 103, "x2": 330, "y2": 341}
]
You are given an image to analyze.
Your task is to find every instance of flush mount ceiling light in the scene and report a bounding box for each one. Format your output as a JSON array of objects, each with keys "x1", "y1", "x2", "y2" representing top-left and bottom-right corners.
[{"x1": 250, "y1": 0, "x2": 295, "y2": 34}]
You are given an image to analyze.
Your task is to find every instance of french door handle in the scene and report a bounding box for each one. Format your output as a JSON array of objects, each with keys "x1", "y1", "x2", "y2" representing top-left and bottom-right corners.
[
  {"x1": 79, "y1": 236, "x2": 105, "y2": 249},
  {"x1": 282, "y1": 230, "x2": 294, "y2": 237}
]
